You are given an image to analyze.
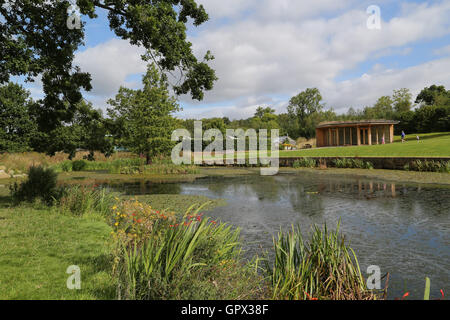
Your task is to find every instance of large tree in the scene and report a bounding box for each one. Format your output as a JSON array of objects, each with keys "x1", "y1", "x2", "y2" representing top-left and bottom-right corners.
[
  {"x1": 0, "y1": 82, "x2": 37, "y2": 152},
  {"x1": 287, "y1": 88, "x2": 324, "y2": 139},
  {"x1": 415, "y1": 85, "x2": 449, "y2": 106},
  {"x1": 0, "y1": 0, "x2": 216, "y2": 132},
  {"x1": 107, "y1": 64, "x2": 179, "y2": 163}
]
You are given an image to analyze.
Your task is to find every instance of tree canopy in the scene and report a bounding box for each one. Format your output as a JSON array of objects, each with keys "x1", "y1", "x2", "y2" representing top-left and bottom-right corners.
[
  {"x1": 107, "y1": 63, "x2": 180, "y2": 163},
  {"x1": 0, "y1": 0, "x2": 217, "y2": 131}
]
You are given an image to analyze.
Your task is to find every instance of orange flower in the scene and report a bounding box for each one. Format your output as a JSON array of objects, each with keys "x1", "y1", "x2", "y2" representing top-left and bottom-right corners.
[{"x1": 401, "y1": 292, "x2": 409, "y2": 300}]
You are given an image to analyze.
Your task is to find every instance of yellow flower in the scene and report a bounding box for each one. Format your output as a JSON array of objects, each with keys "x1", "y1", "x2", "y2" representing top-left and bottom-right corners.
[
  {"x1": 112, "y1": 205, "x2": 117, "y2": 210},
  {"x1": 114, "y1": 222, "x2": 119, "y2": 226}
]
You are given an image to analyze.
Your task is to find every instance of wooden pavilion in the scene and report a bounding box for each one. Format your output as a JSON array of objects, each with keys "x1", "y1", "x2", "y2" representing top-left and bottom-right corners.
[{"x1": 315, "y1": 120, "x2": 399, "y2": 147}]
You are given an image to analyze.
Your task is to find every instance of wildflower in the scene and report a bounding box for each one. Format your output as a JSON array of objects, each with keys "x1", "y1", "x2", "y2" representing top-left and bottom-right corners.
[
  {"x1": 112, "y1": 205, "x2": 117, "y2": 210},
  {"x1": 304, "y1": 291, "x2": 318, "y2": 300},
  {"x1": 211, "y1": 221, "x2": 217, "y2": 225},
  {"x1": 440, "y1": 289, "x2": 445, "y2": 299},
  {"x1": 114, "y1": 222, "x2": 119, "y2": 227},
  {"x1": 401, "y1": 292, "x2": 409, "y2": 300}
]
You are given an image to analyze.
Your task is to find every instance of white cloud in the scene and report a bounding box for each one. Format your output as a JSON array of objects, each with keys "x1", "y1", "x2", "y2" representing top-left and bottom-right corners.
[
  {"x1": 74, "y1": 38, "x2": 147, "y2": 96},
  {"x1": 21, "y1": 1, "x2": 450, "y2": 120},
  {"x1": 434, "y1": 44, "x2": 450, "y2": 56}
]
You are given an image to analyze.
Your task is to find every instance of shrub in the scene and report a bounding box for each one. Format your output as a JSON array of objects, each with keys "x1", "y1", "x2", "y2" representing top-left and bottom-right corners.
[
  {"x1": 72, "y1": 160, "x2": 88, "y2": 171},
  {"x1": 333, "y1": 158, "x2": 373, "y2": 170},
  {"x1": 113, "y1": 201, "x2": 264, "y2": 300},
  {"x1": 60, "y1": 160, "x2": 72, "y2": 172},
  {"x1": 264, "y1": 222, "x2": 377, "y2": 300},
  {"x1": 58, "y1": 185, "x2": 115, "y2": 217},
  {"x1": 293, "y1": 158, "x2": 317, "y2": 168},
  {"x1": 10, "y1": 166, "x2": 62, "y2": 205},
  {"x1": 407, "y1": 160, "x2": 450, "y2": 173}
]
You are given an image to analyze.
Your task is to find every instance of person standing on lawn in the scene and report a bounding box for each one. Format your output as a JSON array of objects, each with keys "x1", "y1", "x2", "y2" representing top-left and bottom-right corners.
[{"x1": 401, "y1": 131, "x2": 406, "y2": 143}]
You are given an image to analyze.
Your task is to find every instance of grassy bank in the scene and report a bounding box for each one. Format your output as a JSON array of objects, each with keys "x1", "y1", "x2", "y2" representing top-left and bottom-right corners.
[
  {"x1": 0, "y1": 206, "x2": 115, "y2": 299},
  {"x1": 0, "y1": 175, "x2": 378, "y2": 300},
  {"x1": 280, "y1": 132, "x2": 450, "y2": 158}
]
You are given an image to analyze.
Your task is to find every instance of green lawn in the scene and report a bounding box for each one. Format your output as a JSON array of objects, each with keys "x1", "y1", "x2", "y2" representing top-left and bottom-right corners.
[
  {"x1": 0, "y1": 201, "x2": 115, "y2": 300},
  {"x1": 280, "y1": 132, "x2": 450, "y2": 158}
]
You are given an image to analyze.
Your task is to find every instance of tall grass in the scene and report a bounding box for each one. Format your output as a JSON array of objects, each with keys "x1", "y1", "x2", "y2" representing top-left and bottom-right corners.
[
  {"x1": 57, "y1": 185, "x2": 116, "y2": 217},
  {"x1": 293, "y1": 158, "x2": 317, "y2": 168},
  {"x1": 404, "y1": 160, "x2": 450, "y2": 173},
  {"x1": 333, "y1": 158, "x2": 374, "y2": 169},
  {"x1": 114, "y1": 202, "x2": 264, "y2": 300},
  {"x1": 264, "y1": 222, "x2": 376, "y2": 300}
]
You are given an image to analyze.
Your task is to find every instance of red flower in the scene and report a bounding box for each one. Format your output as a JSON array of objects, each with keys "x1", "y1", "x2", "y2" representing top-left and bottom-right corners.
[
  {"x1": 401, "y1": 292, "x2": 409, "y2": 300},
  {"x1": 304, "y1": 291, "x2": 318, "y2": 300},
  {"x1": 440, "y1": 289, "x2": 445, "y2": 300},
  {"x1": 137, "y1": 219, "x2": 142, "y2": 223}
]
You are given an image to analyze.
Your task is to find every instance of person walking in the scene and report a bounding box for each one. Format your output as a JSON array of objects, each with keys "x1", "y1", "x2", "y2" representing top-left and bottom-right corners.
[{"x1": 401, "y1": 131, "x2": 406, "y2": 143}]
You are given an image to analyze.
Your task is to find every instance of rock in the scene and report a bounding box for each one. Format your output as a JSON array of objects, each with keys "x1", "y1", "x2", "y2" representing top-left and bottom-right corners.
[{"x1": 0, "y1": 170, "x2": 10, "y2": 179}]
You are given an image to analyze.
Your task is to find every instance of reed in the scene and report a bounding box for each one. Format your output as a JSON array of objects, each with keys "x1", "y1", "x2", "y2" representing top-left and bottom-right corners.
[{"x1": 264, "y1": 222, "x2": 376, "y2": 300}]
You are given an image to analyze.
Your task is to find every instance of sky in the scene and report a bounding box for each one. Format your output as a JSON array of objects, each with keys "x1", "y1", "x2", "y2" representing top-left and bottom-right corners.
[{"x1": 20, "y1": 0, "x2": 450, "y2": 120}]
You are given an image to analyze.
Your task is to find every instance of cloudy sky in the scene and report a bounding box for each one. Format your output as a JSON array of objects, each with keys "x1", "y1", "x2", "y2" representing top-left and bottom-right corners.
[{"x1": 24, "y1": 0, "x2": 450, "y2": 119}]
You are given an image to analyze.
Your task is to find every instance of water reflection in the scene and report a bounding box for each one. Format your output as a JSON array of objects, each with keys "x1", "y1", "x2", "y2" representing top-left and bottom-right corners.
[{"x1": 109, "y1": 173, "x2": 449, "y2": 300}]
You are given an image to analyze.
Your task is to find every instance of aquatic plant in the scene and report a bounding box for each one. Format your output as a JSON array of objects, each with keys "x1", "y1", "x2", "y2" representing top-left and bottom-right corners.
[
  {"x1": 264, "y1": 222, "x2": 376, "y2": 300},
  {"x1": 58, "y1": 185, "x2": 116, "y2": 217},
  {"x1": 113, "y1": 201, "x2": 264, "y2": 300},
  {"x1": 333, "y1": 158, "x2": 374, "y2": 170},
  {"x1": 293, "y1": 158, "x2": 317, "y2": 168}
]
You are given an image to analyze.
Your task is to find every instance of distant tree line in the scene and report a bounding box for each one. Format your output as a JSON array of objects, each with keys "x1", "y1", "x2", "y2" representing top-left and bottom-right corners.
[
  {"x1": 179, "y1": 85, "x2": 450, "y2": 140},
  {"x1": 1, "y1": 82, "x2": 449, "y2": 158}
]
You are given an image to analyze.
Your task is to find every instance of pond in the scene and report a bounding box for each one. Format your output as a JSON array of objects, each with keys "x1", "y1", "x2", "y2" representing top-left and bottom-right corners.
[{"x1": 106, "y1": 172, "x2": 449, "y2": 300}]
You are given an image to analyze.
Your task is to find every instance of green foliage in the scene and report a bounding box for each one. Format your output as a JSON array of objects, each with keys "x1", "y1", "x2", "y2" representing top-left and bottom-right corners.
[
  {"x1": 72, "y1": 160, "x2": 88, "y2": 172},
  {"x1": 58, "y1": 185, "x2": 115, "y2": 217},
  {"x1": 287, "y1": 88, "x2": 324, "y2": 139},
  {"x1": 293, "y1": 158, "x2": 317, "y2": 168},
  {"x1": 264, "y1": 223, "x2": 375, "y2": 300},
  {"x1": 0, "y1": 82, "x2": 37, "y2": 152},
  {"x1": 333, "y1": 158, "x2": 374, "y2": 169},
  {"x1": 0, "y1": 0, "x2": 215, "y2": 134},
  {"x1": 10, "y1": 166, "x2": 61, "y2": 205},
  {"x1": 405, "y1": 160, "x2": 450, "y2": 173},
  {"x1": 115, "y1": 203, "x2": 262, "y2": 300},
  {"x1": 60, "y1": 161, "x2": 73, "y2": 172},
  {"x1": 108, "y1": 64, "x2": 180, "y2": 163}
]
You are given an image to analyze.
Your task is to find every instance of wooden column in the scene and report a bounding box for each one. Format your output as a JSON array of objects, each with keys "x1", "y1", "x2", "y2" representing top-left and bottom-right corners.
[
  {"x1": 357, "y1": 126, "x2": 361, "y2": 146},
  {"x1": 343, "y1": 127, "x2": 346, "y2": 146},
  {"x1": 329, "y1": 128, "x2": 332, "y2": 146},
  {"x1": 376, "y1": 127, "x2": 379, "y2": 145},
  {"x1": 390, "y1": 125, "x2": 394, "y2": 143},
  {"x1": 350, "y1": 127, "x2": 353, "y2": 145},
  {"x1": 368, "y1": 126, "x2": 372, "y2": 145}
]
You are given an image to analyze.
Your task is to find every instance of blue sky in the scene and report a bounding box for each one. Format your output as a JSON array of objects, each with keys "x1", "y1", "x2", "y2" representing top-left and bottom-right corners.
[{"x1": 20, "y1": 0, "x2": 450, "y2": 119}]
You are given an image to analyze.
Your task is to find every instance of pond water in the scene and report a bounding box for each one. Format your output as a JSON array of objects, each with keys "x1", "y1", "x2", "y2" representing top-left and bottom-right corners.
[{"x1": 106, "y1": 172, "x2": 449, "y2": 300}]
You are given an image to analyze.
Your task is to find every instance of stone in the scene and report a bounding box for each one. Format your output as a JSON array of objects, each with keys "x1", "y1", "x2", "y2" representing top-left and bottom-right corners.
[{"x1": 0, "y1": 170, "x2": 10, "y2": 179}]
